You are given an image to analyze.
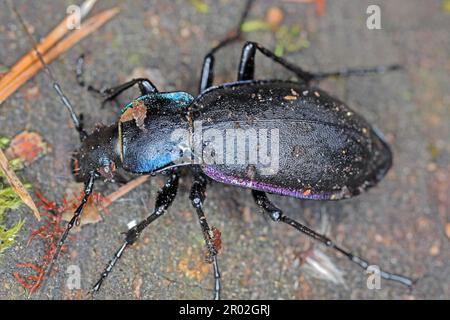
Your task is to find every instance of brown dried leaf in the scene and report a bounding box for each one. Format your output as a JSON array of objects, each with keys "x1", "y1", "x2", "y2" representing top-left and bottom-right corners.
[
  {"x1": 61, "y1": 183, "x2": 102, "y2": 231},
  {"x1": 120, "y1": 100, "x2": 147, "y2": 131},
  {"x1": 61, "y1": 176, "x2": 150, "y2": 229},
  {"x1": 5, "y1": 131, "x2": 49, "y2": 165}
]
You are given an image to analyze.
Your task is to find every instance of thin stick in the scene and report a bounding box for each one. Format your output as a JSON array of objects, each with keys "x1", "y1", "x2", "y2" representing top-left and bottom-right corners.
[
  {"x1": 0, "y1": 0, "x2": 97, "y2": 90},
  {"x1": 100, "y1": 175, "x2": 150, "y2": 207},
  {"x1": 0, "y1": 7, "x2": 120, "y2": 104},
  {"x1": 0, "y1": 148, "x2": 41, "y2": 221}
]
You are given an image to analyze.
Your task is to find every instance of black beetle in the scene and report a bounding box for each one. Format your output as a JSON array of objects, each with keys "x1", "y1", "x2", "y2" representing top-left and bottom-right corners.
[{"x1": 12, "y1": 0, "x2": 413, "y2": 299}]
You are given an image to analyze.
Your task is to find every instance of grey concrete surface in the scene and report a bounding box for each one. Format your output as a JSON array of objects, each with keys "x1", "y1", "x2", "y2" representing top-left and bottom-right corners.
[{"x1": 0, "y1": 0, "x2": 449, "y2": 299}]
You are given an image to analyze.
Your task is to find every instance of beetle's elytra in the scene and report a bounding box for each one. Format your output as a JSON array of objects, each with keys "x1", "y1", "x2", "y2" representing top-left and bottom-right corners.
[{"x1": 10, "y1": 0, "x2": 414, "y2": 299}]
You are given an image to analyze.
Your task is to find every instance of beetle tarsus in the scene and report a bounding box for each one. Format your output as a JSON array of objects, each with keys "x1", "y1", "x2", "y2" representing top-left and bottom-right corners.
[{"x1": 252, "y1": 190, "x2": 414, "y2": 289}]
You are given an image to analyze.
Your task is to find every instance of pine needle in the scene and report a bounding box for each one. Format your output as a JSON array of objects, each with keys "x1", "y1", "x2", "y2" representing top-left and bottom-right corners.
[
  {"x1": 0, "y1": 7, "x2": 120, "y2": 103},
  {"x1": 0, "y1": 0, "x2": 97, "y2": 91}
]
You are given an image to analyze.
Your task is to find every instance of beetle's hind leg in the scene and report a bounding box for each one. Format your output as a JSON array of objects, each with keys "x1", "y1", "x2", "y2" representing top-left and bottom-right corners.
[
  {"x1": 251, "y1": 190, "x2": 415, "y2": 288},
  {"x1": 237, "y1": 41, "x2": 401, "y2": 83},
  {"x1": 189, "y1": 172, "x2": 222, "y2": 300},
  {"x1": 90, "y1": 171, "x2": 180, "y2": 293}
]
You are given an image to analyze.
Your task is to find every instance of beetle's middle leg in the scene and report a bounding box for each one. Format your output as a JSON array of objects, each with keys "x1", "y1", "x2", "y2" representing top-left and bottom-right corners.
[
  {"x1": 189, "y1": 171, "x2": 221, "y2": 300},
  {"x1": 251, "y1": 190, "x2": 415, "y2": 288},
  {"x1": 90, "y1": 170, "x2": 180, "y2": 293},
  {"x1": 198, "y1": 0, "x2": 254, "y2": 93},
  {"x1": 237, "y1": 41, "x2": 400, "y2": 83}
]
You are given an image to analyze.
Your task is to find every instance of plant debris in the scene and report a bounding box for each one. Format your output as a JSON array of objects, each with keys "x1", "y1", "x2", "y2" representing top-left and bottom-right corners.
[
  {"x1": 242, "y1": 6, "x2": 310, "y2": 57},
  {"x1": 61, "y1": 184, "x2": 109, "y2": 229},
  {"x1": 5, "y1": 131, "x2": 49, "y2": 165},
  {"x1": 241, "y1": 20, "x2": 272, "y2": 33},
  {"x1": 296, "y1": 248, "x2": 347, "y2": 287},
  {"x1": 13, "y1": 189, "x2": 105, "y2": 293},
  {"x1": 120, "y1": 100, "x2": 148, "y2": 132},
  {"x1": 0, "y1": 197, "x2": 25, "y2": 256},
  {"x1": 265, "y1": 6, "x2": 285, "y2": 28},
  {"x1": 0, "y1": 143, "x2": 40, "y2": 220},
  {"x1": 0, "y1": 152, "x2": 27, "y2": 257},
  {"x1": 13, "y1": 175, "x2": 150, "y2": 293},
  {"x1": 0, "y1": 132, "x2": 50, "y2": 255},
  {"x1": 443, "y1": 0, "x2": 450, "y2": 12},
  {"x1": 283, "y1": 0, "x2": 327, "y2": 16},
  {"x1": 0, "y1": 4, "x2": 119, "y2": 103},
  {"x1": 190, "y1": 0, "x2": 210, "y2": 14},
  {"x1": 274, "y1": 25, "x2": 310, "y2": 57}
]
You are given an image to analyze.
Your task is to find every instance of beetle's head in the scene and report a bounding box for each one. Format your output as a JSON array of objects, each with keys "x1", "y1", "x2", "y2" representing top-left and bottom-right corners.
[{"x1": 71, "y1": 124, "x2": 120, "y2": 182}]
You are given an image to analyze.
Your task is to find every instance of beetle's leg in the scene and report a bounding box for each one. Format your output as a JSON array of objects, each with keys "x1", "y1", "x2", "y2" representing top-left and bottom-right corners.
[
  {"x1": 43, "y1": 172, "x2": 96, "y2": 284},
  {"x1": 238, "y1": 41, "x2": 400, "y2": 83},
  {"x1": 238, "y1": 41, "x2": 315, "y2": 82},
  {"x1": 99, "y1": 78, "x2": 158, "y2": 101},
  {"x1": 189, "y1": 172, "x2": 221, "y2": 300},
  {"x1": 76, "y1": 55, "x2": 158, "y2": 105},
  {"x1": 199, "y1": 0, "x2": 254, "y2": 92},
  {"x1": 75, "y1": 54, "x2": 105, "y2": 96},
  {"x1": 90, "y1": 171, "x2": 179, "y2": 293},
  {"x1": 251, "y1": 190, "x2": 415, "y2": 288}
]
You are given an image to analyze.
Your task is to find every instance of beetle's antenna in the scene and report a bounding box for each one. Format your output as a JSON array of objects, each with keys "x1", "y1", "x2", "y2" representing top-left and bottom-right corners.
[
  {"x1": 42, "y1": 172, "x2": 96, "y2": 291},
  {"x1": 9, "y1": 1, "x2": 88, "y2": 141}
]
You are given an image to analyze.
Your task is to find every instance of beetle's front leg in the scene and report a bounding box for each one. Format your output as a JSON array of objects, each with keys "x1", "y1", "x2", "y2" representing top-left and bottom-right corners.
[
  {"x1": 189, "y1": 172, "x2": 221, "y2": 300},
  {"x1": 90, "y1": 171, "x2": 179, "y2": 293},
  {"x1": 76, "y1": 54, "x2": 158, "y2": 107},
  {"x1": 251, "y1": 190, "x2": 415, "y2": 288}
]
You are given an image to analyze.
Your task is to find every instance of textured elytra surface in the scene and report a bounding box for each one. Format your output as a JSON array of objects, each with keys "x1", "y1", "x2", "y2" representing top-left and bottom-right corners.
[
  {"x1": 0, "y1": 0, "x2": 449, "y2": 300},
  {"x1": 194, "y1": 80, "x2": 392, "y2": 200}
]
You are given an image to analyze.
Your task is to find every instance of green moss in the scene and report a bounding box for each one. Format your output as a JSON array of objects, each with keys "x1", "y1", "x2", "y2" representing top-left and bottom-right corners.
[
  {"x1": 0, "y1": 185, "x2": 27, "y2": 255},
  {"x1": 0, "y1": 136, "x2": 27, "y2": 255},
  {"x1": 0, "y1": 217, "x2": 25, "y2": 256}
]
